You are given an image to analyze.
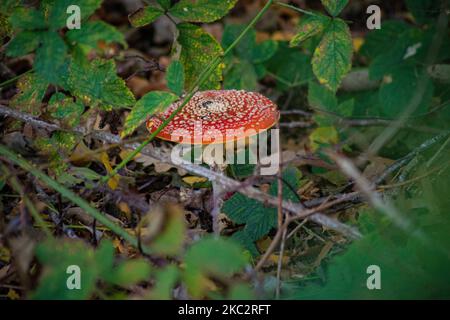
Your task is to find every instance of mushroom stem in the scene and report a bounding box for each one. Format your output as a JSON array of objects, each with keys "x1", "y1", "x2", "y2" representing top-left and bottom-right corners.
[{"x1": 210, "y1": 164, "x2": 227, "y2": 234}]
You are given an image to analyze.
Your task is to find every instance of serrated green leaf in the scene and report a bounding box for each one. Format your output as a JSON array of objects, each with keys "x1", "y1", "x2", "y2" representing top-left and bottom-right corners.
[
  {"x1": 184, "y1": 237, "x2": 248, "y2": 297},
  {"x1": 68, "y1": 58, "x2": 136, "y2": 110},
  {"x1": 321, "y1": 0, "x2": 349, "y2": 16},
  {"x1": 251, "y1": 40, "x2": 278, "y2": 63},
  {"x1": 48, "y1": 92, "x2": 84, "y2": 128},
  {"x1": 169, "y1": 0, "x2": 238, "y2": 23},
  {"x1": 177, "y1": 23, "x2": 224, "y2": 90},
  {"x1": 35, "y1": 31, "x2": 68, "y2": 85},
  {"x1": 9, "y1": 7, "x2": 46, "y2": 30},
  {"x1": 107, "y1": 259, "x2": 151, "y2": 286},
  {"x1": 290, "y1": 14, "x2": 330, "y2": 47},
  {"x1": 312, "y1": 18, "x2": 352, "y2": 92},
  {"x1": 122, "y1": 91, "x2": 178, "y2": 137},
  {"x1": 379, "y1": 66, "x2": 434, "y2": 117},
  {"x1": 66, "y1": 21, "x2": 126, "y2": 49},
  {"x1": 129, "y1": 5, "x2": 164, "y2": 27},
  {"x1": 10, "y1": 73, "x2": 48, "y2": 115},
  {"x1": 166, "y1": 60, "x2": 185, "y2": 96},
  {"x1": 6, "y1": 31, "x2": 41, "y2": 57},
  {"x1": 43, "y1": 0, "x2": 102, "y2": 30},
  {"x1": 223, "y1": 61, "x2": 257, "y2": 91}
]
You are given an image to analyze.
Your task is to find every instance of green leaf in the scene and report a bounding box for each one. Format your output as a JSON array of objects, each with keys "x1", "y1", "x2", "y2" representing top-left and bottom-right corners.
[
  {"x1": 128, "y1": 5, "x2": 164, "y2": 27},
  {"x1": 166, "y1": 60, "x2": 185, "y2": 96},
  {"x1": 9, "y1": 7, "x2": 46, "y2": 30},
  {"x1": 251, "y1": 40, "x2": 278, "y2": 63},
  {"x1": 6, "y1": 31, "x2": 41, "y2": 57},
  {"x1": 309, "y1": 126, "x2": 339, "y2": 151},
  {"x1": 321, "y1": 0, "x2": 349, "y2": 16},
  {"x1": 169, "y1": 0, "x2": 238, "y2": 23},
  {"x1": 184, "y1": 237, "x2": 248, "y2": 297},
  {"x1": 379, "y1": 66, "x2": 434, "y2": 117},
  {"x1": 360, "y1": 21, "x2": 410, "y2": 61},
  {"x1": 48, "y1": 93, "x2": 84, "y2": 128},
  {"x1": 147, "y1": 265, "x2": 179, "y2": 299},
  {"x1": 312, "y1": 18, "x2": 352, "y2": 92},
  {"x1": 66, "y1": 21, "x2": 126, "y2": 49},
  {"x1": 107, "y1": 259, "x2": 151, "y2": 286},
  {"x1": 222, "y1": 24, "x2": 256, "y2": 60},
  {"x1": 308, "y1": 81, "x2": 338, "y2": 111},
  {"x1": 157, "y1": 0, "x2": 172, "y2": 10},
  {"x1": 10, "y1": 73, "x2": 48, "y2": 115},
  {"x1": 35, "y1": 31, "x2": 68, "y2": 85},
  {"x1": 32, "y1": 239, "x2": 100, "y2": 299},
  {"x1": 223, "y1": 61, "x2": 257, "y2": 91},
  {"x1": 122, "y1": 91, "x2": 178, "y2": 137},
  {"x1": 68, "y1": 58, "x2": 136, "y2": 110},
  {"x1": 177, "y1": 23, "x2": 224, "y2": 90},
  {"x1": 149, "y1": 204, "x2": 187, "y2": 256},
  {"x1": 223, "y1": 167, "x2": 303, "y2": 254},
  {"x1": 266, "y1": 43, "x2": 314, "y2": 90},
  {"x1": 43, "y1": 0, "x2": 102, "y2": 30},
  {"x1": 290, "y1": 14, "x2": 330, "y2": 47}
]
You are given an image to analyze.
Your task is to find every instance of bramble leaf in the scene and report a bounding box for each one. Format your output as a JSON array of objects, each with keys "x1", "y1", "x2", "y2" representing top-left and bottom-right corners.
[
  {"x1": 68, "y1": 59, "x2": 136, "y2": 110},
  {"x1": 169, "y1": 0, "x2": 238, "y2": 23},
  {"x1": 129, "y1": 5, "x2": 164, "y2": 27},
  {"x1": 290, "y1": 14, "x2": 330, "y2": 47},
  {"x1": 251, "y1": 40, "x2": 278, "y2": 63},
  {"x1": 66, "y1": 21, "x2": 126, "y2": 49},
  {"x1": 223, "y1": 60, "x2": 257, "y2": 91},
  {"x1": 35, "y1": 31, "x2": 68, "y2": 85},
  {"x1": 166, "y1": 60, "x2": 185, "y2": 96},
  {"x1": 122, "y1": 91, "x2": 178, "y2": 137},
  {"x1": 43, "y1": 0, "x2": 102, "y2": 30},
  {"x1": 177, "y1": 23, "x2": 224, "y2": 90},
  {"x1": 6, "y1": 31, "x2": 41, "y2": 57},
  {"x1": 8, "y1": 7, "x2": 46, "y2": 30},
  {"x1": 312, "y1": 18, "x2": 352, "y2": 92},
  {"x1": 48, "y1": 93, "x2": 84, "y2": 128},
  {"x1": 321, "y1": 0, "x2": 349, "y2": 16},
  {"x1": 223, "y1": 167, "x2": 303, "y2": 254},
  {"x1": 10, "y1": 73, "x2": 48, "y2": 115},
  {"x1": 157, "y1": 0, "x2": 172, "y2": 10}
]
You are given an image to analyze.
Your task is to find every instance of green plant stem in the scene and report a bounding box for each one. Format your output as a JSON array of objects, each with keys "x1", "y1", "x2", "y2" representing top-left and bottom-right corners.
[
  {"x1": 0, "y1": 144, "x2": 150, "y2": 253},
  {"x1": 275, "y1": 1, "x2": 317, "y2": 16},
  {"x1": 0, "y1": 69, "x2": 33, "y2": 89},
  {"x1": 101, "y1": 0, "x2": 275, "y2": 184}
]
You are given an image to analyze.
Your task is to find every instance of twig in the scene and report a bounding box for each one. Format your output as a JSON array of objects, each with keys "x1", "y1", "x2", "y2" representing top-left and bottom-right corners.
[{"x1": 0, "y1": 104, "x2": 362, "y2": 239}]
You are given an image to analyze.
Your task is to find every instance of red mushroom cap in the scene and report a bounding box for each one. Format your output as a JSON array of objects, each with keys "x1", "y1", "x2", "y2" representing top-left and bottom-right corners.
[{"x1": 146, "y1": 90, "x2": 279, "y2": 144}]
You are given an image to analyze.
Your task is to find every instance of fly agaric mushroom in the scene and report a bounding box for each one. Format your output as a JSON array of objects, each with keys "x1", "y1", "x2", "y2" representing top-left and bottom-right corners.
[
  {"x1": 146, "y1": 90, "x2": 279, "y2": 144},
  {"x1": 146, "y1": 90, "x2": 279, "y2": 233}
]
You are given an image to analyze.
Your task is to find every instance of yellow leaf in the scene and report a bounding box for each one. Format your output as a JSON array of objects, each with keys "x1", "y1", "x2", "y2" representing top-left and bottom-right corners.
[
  {"x1": 118, "y1": 202, "x2": 131, "y2": 221},
  {"x1": 182, "y1": 176, "x2": 208, "y2": 186},
  {"x1": 100, "y1": 152, "x2": 119, "y2": 190},
  {"x1": 353, "y1": 36, "x2": 364, "y2": 52}
]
